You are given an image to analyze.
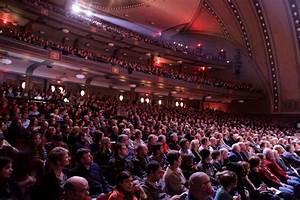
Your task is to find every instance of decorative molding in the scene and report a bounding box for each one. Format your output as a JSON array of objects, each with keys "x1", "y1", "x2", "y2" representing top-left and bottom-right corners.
[
  {"x1": 287, "y1": 0, "x2": 300, "y2": 53},
  {"x1": 252, "y1": 0, "x2": 280, "y2": 112},
  {"x1": 226, "y1": 0, "x2": 253, "y2": 58},
  {"x1": 203, "y1": 0, "x2": 230, "y2": 39}
]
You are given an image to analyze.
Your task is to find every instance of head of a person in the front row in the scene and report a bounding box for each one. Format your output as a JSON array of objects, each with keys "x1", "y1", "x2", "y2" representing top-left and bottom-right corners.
[
  {"x1": 146, "y1": 161, "x2": 164, "y2": 183},
  {"x1": 116, "y1": 171, "x2": 134, "y2": 193},
  {"x1": 64, "y1": 176, "x2": 89, "y2": 200},
  {"x1": 167, "y1": 150, "x2": 182, "y2": 168},
  {"x1": 0, "y1": 157, "x2": 13, "y2": 180},
  {"x1": 216, "y1": 170, "x2": 238, "y2": 192},
  {"x1": 188, "y1": 172, "x2": 214, "y2": 200}
]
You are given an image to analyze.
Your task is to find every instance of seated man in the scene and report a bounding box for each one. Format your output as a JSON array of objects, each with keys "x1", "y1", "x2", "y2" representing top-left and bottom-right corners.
[
  {"x1": 283, "y1": 144, "x2": 300, "y2": 169},
  {"x1": 64, "y1": 176, "x2": 90, "y2": 200},
  {"x1": 163, "y1": 150, "x2": 187, "y2": 196},
  {"x1": 142, "y1": 161, "x2": 171, "y2": 200},
  {"x1": 132, "y1": 144, "x2": 150, "y2": 178},
  {"x1": 68, "y1": 148, "x2": 111, "y2": 197},
  {"x1": 179, "y1": 172, "x2": 214, "y2": 200}
]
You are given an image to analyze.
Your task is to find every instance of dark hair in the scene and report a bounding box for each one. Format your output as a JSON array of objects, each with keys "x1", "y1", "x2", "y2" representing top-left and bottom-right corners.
[
  {"x1": 201, "y1": 137, "x2": 208, "y2": 145},
  {"x1": 248, "y1": 156, "x2": 261, "y2": 169},
  {"x1": 114, "y1": 142, "x2": 126, "y2": 156},
  {"x1": 93, "y1": 130, "x2": 103, "y2": 144},
  {"x1": 179, "y1": 138, "x2": 188, "y2": 148},
  {"x1": 284, "y1": 144, "x2": 292, "y2": 152},
  {"x1": 167, "y1": 150, "x2": 181, "y2": 166},
  {"x1": 146, "y1": 161, "x2": 161, "y2": 175},
  {"x1": 0, "y1": 157, "x2": 12, "y2": 170},
  {"x1": 216, "y1": 170, "x2": 237, "y2": 187},
  {"x1": 48, "y1": 147, "x2": 69, "y2": 165},
  {"x1": 211, "y1": 150, "x2": 221, "y2": 160},
  {"x1": 116, "y1": 171, "x2": 132, "y2": 186},
  {"x1": 75, "y1": 148, "x2": 90, "y2": 164},
  {"x1": 151, "y1": 142, "x2": 162, "y2": 154},
  {"x1": 199, "y1": 149, "x2": 211, "y2": 160}
]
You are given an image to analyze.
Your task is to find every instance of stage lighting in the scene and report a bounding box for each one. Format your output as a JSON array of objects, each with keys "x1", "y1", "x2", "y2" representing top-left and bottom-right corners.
[
  {"x1": 175, "y1": 102, "x2": 179, "y2": 107},
  {"x1": 158, "y1": 100, "x2": 162, "y2": 105},
  {"x1": 84, "y1": 9, "x2": 93, "y2": 17},
  {"x1": 180, "y1": 102, "x2": 184, "y2": 107},
  {"x1": 72, "y1": 4, "x2": 81, "y2": 13},
  {"x1": 80, "y1": 90, "x2": 85, "y2": 96},
  {"x1": 145, "y1": 98, "x2": 150, "y2": 104},
  {"x1": 140, "y1": 97, "x2": 145, "y2": 103},
  {"x1": 50, "y1": 85, "x2": 55, "y2": 93}
]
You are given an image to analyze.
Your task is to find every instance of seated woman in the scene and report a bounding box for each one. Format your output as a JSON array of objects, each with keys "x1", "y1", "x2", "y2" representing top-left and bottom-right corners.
[
  {"x1": 108, "y1": 171, "x2": 146, "y2": 200},
  {"x1": 0, "y1": 156, "x2": 22, "y2": 199},
  {"x1": 214, "y1": 170, "x2": 239, "y2": 200}
]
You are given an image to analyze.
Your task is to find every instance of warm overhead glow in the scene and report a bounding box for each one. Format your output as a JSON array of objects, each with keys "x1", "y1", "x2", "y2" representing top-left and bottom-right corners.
[
  {"x1": 80, "y1": 90, "x2": 85, "y2": 96},
  {"x1": 175, "y1": 101, "x2": 179, "y2": 107},
  {"x1": 72, "y1": 4, "x2": 81, "y2": 13},
  {"x1": 140, "y1": 97, "x2": 145, "y2": 103},
  {"x1": 158, "y1": 99, "x2": 162, "y2": 105},
  {"x1": 145, "y1": 98, "x2": 150, "y2": 104},
  {"x1": 50, "y1": 85, "x2": 55, "y2": 93},
  {"x1": 119, "y1": 94, "x2": 124, "y2": 101},
  {"x1": 180, "y1": 102, "x2": 184, "y2": 107},
  {"x1": 197, "y1": 43, "x2": 202, "y2": 47},
  {"x1": 21, "y1": 81, "x2": 26, "y2": 89},
  {"x1": 220, "y1": 48, "x2": 224, "y2": 52}
]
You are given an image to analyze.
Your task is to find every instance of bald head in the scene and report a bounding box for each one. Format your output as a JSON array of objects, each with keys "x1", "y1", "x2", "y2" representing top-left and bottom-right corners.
[
  {"x1": 189, "y1": 172, "x2": 213, "y2": 200},
  {"x1": 64, "y1": 176, "x2": 89, "y2": 200}
]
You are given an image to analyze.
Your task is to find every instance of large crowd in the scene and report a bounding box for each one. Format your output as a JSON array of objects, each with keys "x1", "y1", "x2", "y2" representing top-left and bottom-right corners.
[
  {"x1": 0, "y1": 82, "x2": 300, "y2": 200},
  {"x1": 0, "y1": 22, "x2": 257, "y2": 92}
]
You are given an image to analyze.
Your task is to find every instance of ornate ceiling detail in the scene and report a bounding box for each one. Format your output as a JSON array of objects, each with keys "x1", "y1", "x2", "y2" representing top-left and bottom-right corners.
[
  {"x1": 203, "y1": 0, "x2": 230, "y2": 39},
  {"x1": 252, "y1": 0, "x2": 280, "y2": 112},
  {"x1": 287, "y1": 0, "x2": 300, "y2": 52},
  {"x1": 226, "y1": 0, "x2": 252, "y2": 58}
]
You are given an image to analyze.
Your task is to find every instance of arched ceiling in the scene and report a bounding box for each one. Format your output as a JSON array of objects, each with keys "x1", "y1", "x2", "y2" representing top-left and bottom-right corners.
[{"x1": 74, "y1": 0, "x2": 300, "y2": 113}]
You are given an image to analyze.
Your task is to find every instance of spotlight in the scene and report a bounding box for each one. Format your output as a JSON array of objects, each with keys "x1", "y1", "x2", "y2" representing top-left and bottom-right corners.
[
  {"x1": 80, "y1": 90, "x2": 85, "y2": 96},
  {"x1": 180, "y1": 102, "x2": 184, "y2": 107},
  {"x1": 119, "y1": 94, "x2": 124, "y2": 101},
  {"x1": 21, "y1": 81, "x2": 26, "y2": 89},
  {"x1": 140, "y1": 97, "x2": 145, "y2": 103},
  {"x1": 72, "y1": 4, "x2": 81, "y2": 13},
  {"x1": 84, "y1": 9, "x2": 93, "y2": 17},
  {"x1": 175, "y1": 101, "x2": 179, "y2": 107}
]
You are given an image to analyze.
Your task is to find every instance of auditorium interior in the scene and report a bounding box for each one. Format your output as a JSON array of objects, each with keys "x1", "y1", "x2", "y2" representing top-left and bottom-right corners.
[{"x1": 1, "y1": 0, "x2": 300, "y2": 200}]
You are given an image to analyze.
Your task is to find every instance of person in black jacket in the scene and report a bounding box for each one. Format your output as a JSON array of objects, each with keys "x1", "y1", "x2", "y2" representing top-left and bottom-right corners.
[{"x1": 68, "y1": 148, "x2": 111, "y2": 197}]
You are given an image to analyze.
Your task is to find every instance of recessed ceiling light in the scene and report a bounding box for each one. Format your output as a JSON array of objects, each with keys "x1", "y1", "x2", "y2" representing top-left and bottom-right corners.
[
  {"x1": 76, "y1": 74, "x2": 86, "y2": 79},
  {"x1": 61, "y1": 28, "x2": 69, "y2": 34}
]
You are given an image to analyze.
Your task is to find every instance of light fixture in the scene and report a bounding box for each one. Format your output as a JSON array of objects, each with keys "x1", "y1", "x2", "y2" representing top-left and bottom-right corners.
[
  {"x1": 21, "y1": 81, "x2": 26, "y2": 89},
  {"x1": 129, "y1": 84, "x2": 136, "y2": 88},
  {"x1": 0, "y1": 58, "x2": 12, "y2": 65},
  {"x1": 50, "y1": 85, "x2": 55, "y2": 93},
  {"x1": 145, "y1": 98, "x2": 150, "y2": 104},
  {"x1": 63, "y1": 98, "x2": 69, "y2": 103},
  {"x1": 59, "y1": 87, "x2": 64, "y2": 94},
  {"x1": 119, "y1": 94, "x2": 124, "y2": 101},
  {"x1": 108, "y1": 42, "x2": 114, "y2": 47},
  {"x1": 175, "y1": 102, "x2": 179, "y2": 107},
  {"x1": 140, "y1": 97, "x2": 145, "y2": 103},
  {"x1": 206, "y1": 95, "x2": 212, "y2": 99},
  {"x1": 158, "y1": 99, "x2": 162, "y2": 105},
  {"x1": 76, "y1": 74, "x2": 86, "y2": 79},
  {"x1": 80, "y1": 90, "x2": 85, "y2": 96},
  {"x1": 61, "y1": 28, "x2": 69, "y2": 34},
  {"x1": 180, "y1": 102, "x2": 184, "y2": 107},
  {"x1": 71, "y1": 4, "x2": 81, "y2": 13},
  {"x1": 238, "y1": 99, "x2": 245, "y2": 103}
]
